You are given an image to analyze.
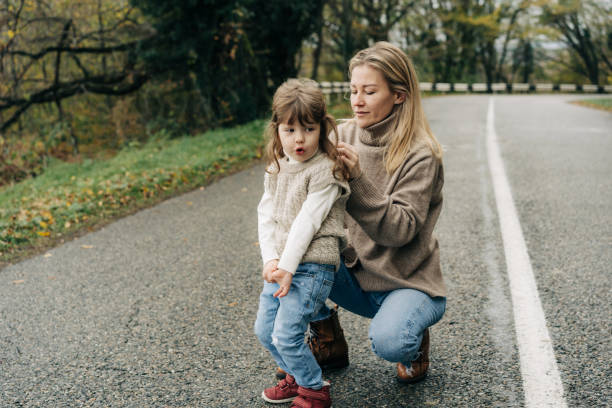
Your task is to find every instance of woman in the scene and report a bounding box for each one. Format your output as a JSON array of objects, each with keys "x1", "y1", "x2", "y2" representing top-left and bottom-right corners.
[{"x1": 278, "y1": 41, "x2": 447, "y2": 385}]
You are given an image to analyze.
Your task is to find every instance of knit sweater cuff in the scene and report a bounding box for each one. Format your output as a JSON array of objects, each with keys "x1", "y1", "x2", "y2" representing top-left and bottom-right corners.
[{"x1": 348, "y1": 172, "x2": 382, "y2": 210}]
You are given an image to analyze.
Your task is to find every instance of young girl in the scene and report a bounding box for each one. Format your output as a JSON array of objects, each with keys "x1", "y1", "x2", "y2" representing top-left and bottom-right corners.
[{"x1": 254, "y1": 78, "x2": 350, "y2": 408}]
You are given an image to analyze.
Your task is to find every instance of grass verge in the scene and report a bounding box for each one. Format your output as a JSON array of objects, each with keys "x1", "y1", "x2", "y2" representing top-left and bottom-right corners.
[
  {"x1": 0, "y1": 120, "x2": 266, "y2": 267},
  {"x1": 571, "y1": 98, "x2": 612, "y2": 112}
]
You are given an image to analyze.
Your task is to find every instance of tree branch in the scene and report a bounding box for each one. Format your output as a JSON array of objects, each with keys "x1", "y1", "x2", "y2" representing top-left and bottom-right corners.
[
  {"x1": 0, "y1": 71, "x2": 150, "y2": 132},
  {"x1": 7, "y1": 42, "x2": 140, "y2": 61}
]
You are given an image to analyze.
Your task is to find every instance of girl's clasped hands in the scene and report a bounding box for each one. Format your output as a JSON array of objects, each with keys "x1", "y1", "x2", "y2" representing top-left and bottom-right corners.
[{"x1": 262, "y1": 259, "x2": 293, "y2": 298}]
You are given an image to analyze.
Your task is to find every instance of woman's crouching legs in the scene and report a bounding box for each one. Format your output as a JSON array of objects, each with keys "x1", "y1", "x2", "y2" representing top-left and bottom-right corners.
[{"x1": 368, "y1": 288, "x2": 446, "y2": 365}]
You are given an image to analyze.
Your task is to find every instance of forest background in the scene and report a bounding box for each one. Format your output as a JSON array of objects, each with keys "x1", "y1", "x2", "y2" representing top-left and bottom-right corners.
[{"x1": 0, "y1": 0, "x2": 611, "y2": 261}]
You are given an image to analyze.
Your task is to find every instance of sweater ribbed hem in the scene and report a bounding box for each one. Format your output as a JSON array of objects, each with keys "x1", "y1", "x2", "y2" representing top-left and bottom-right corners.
[{"x1": 353, "y1": 270, "x2": 446, "y2": 298}]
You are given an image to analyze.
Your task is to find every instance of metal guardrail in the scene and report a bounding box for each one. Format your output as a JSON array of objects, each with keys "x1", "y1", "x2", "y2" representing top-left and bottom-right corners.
[{"x1": 318, "y1": 81, "x2": 612, "y2": 94}]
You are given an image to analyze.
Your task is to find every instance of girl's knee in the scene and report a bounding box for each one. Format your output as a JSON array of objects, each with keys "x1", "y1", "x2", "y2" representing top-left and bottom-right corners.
[
  {"x1": 270, "y1": 328, "x2": 303, "y2": 354},
  {"x1": 369, "y1": 321, "x2": 421, "y2": 362},
  {"x1": 254, "y1": 315, "x2": 274, "y2": 348}
]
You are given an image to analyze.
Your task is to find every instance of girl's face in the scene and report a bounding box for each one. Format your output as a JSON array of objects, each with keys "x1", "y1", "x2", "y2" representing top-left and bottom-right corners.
[
  {"x1": 350, "y1": 64, "x2": 404, "y2": 129},
  {"x1": 278, "y1": 120, "x2": 321, "y2": 162}
]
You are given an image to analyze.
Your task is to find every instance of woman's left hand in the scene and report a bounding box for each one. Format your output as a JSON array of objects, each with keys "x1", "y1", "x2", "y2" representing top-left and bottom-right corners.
[{"x1": 338, "y1": 142, "x2": 361, "y2": 180}]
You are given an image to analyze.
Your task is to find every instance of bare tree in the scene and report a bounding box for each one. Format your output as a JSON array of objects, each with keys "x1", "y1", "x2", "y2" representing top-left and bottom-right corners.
[
  {"x1": 357, "y1": 0, "x2": 415, "y2": 42},
  {"x1": 541, "y1": 0, "x2": 611, "y2": 84},
  {"x1": 0, "y1": 0, "x2": 154, "y2": 145}
]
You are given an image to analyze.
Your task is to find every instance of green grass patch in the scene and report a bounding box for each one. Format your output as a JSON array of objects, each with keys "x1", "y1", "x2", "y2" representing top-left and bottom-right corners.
[
  {"x1": 571, "y1": 98, "x2": 612, "y2": 112},
  {"x1": 0, "y1": 120, "x2": 266, "y2": 265},
  {"x1": 329, "y1": 100, "x2": 353, "y2": 119}
]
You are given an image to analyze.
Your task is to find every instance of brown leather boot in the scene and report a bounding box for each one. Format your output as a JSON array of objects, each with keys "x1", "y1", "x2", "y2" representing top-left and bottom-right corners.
[
  {"x1": 307, "y1": 305, "x2": 349, "y2": 371},
  {"x1": 275, "y1": 367, "x2": 287, "y2": 380},
  {"x1": 275, "y1": 306, "x2": 349, "y2": 379},
  {"x1": 397, "y1": 328, "x2": 430, "y2": 383}
]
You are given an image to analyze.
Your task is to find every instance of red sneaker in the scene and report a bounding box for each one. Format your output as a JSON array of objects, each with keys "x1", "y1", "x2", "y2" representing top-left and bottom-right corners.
[
  {"x1": 261, "y1": 374, "x2": 299, "y2": 404},
  {"x1": 290, "y1": 384, "x2": 331, "y2": 408}
]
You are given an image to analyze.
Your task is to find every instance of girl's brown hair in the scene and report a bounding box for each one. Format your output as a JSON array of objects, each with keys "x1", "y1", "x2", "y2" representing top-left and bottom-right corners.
[
  {"x1": 349, "y1": 41, "x2": 443, "y2": 174},
  {"x1": 265, "y1": 78, "x2": 349, "y2": 180}
]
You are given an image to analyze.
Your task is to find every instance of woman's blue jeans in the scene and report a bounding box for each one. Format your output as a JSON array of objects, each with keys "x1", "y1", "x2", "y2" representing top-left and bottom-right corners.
[
  {"x1": 254, "y1": 263, "x2": 334, "y2": 389},
  {"x1": 315, "y1": 259, "x2": 446, "y2": 366}
]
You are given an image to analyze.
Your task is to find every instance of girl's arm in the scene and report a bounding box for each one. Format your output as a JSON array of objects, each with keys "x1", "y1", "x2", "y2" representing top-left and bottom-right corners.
[
  {"x1": 257, "y1": 190, "x2": 279, "y2": 265},
  {"x1": 277, "y1": 183, "x2": 342, "y2": 275}
]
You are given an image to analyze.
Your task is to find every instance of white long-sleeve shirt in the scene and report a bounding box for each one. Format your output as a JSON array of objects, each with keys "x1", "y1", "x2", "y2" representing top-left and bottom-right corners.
[{"x1": 257, "y1": 163, "x2": 342, "y2": 275}]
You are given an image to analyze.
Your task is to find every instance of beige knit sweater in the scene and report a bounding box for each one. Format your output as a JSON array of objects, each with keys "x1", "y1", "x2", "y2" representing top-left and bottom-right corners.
[
  {"x1": 339, "y1": 110, "x2": 446, "y2": 297},
  {"x1": 265, "y1": 152, "x2": 350, "y2": 269}
]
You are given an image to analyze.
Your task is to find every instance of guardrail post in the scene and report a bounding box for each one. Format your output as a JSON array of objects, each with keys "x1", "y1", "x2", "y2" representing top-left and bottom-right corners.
[
  {"x1": 581, "y1": 84, "x2": 598, "y2": 93},
  {"x1": 435, "y1": 83, "x2": 451, "y2": 92},
  {"x1": 536, "y1": 83, "x2": 553, "y2": 92},
  {"x1": 511, "y1": 83, "x2": 530, "y2": 93},
  {"x1": 491, "y1": 83, "x2": 506, "y2": 93},
  {"x1": 420, "y1": 82, "x2": 433, "y2": 92},
  {"x1": 472, "y1": 83, "x2": 488, "y2": 93},
  {"x1": 560, "y1": 84, "x2": 577, "y2": 92},
  {"x1": 321, "y1": 81, "x2": 611, "y2": 95}
]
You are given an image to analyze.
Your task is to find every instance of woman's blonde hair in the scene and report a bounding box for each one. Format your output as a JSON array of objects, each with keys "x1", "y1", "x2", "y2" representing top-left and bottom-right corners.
[
  {"x1": 349, "y1": 41, "x2": 442, "y2": 174},
  {"x1": 265, "y1": 78, "x2": 349, "y2": 180}
]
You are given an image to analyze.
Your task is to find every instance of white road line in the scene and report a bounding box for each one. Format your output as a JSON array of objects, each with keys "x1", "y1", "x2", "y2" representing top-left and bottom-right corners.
[{"x1": 486, "y1": 98, "x2": 567, "y2": 408}]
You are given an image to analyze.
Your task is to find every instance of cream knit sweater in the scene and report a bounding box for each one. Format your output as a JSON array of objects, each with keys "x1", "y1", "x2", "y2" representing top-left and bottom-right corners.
[
  {"x1": 264, "y1": 152, "x2": 350, "y2": 269},
  {"x1": 339, "y1": 111, "x2": 446, "y2": 297}
]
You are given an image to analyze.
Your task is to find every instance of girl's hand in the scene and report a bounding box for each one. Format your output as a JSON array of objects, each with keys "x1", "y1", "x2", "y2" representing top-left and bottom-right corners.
[
  {"x1": 337, "y1": 142, "x2": 361, "y2": 180},
  {"x1": 262, "y1": 259, "x2": 279, "y2": 282},
  {"x1": 272, "y1": 268, "x2": 293, "y2": 298}
]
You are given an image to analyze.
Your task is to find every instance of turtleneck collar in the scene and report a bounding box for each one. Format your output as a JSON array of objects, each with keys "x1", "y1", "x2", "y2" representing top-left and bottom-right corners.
[{"x1": 358, "y1": 106, "x2": 399, "y2": 147}]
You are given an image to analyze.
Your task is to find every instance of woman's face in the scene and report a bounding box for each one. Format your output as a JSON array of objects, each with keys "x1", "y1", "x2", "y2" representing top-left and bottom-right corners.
[{"x1": 350, "y1": 64, "x2": 403, "y2": 129}]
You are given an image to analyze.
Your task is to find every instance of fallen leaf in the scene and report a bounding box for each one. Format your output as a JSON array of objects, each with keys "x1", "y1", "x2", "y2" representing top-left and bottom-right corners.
[
  {"x1": 241, "y1": 188, "x2": 248, "y2": 192},
  {"x1": 37, "y1": 231, "x2": 50, "y2": 237},
  {"x1": 12, "y1": 280, "x2": 25, "y2": 285},
  {"x1": 81, "y1": 245, "x2": 94, "y2": 249},
  {"x1": 228, "y1": 302, "x2": 238, "y2": 307},
  {"x1": 186, "y1": 201, "x2": 193, "y2": 206},
  {"x1": 44, "y1": 253, "x2": 53, "y2": 258}
]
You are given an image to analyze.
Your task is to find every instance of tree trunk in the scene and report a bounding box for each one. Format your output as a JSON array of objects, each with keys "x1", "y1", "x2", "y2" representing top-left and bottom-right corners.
[{"x1": 311, "y1": 8, "x2": 325, "y2": 80}]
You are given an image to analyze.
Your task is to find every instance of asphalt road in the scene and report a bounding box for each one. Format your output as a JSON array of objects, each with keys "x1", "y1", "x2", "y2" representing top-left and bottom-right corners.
[{"x1": 1, "y1": 94, "x2": 610, "y2": 407}]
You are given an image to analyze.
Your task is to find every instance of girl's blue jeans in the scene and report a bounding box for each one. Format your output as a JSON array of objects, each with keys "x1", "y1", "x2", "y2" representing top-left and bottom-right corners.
[
  {"x1": 254, "y1": 263, "x2": 335, "y2": 389},
  {"x1": 314, "y1": 259, "x2": 446, "y2": 366}
]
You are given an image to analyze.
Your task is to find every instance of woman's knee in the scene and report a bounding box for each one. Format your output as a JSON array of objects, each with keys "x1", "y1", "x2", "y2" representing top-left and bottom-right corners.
[{"x1": 369, "y1": 320, "x2": 421, "y2": 362}]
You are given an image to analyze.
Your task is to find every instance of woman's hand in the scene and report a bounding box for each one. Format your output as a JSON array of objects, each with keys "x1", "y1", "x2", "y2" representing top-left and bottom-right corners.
[
  {"x1": 262, "y1": 259, "x2": 279, "y2": 282},
  {"x1": 338, "y1": 142, "x2": 362, "y2": 180},
  {"x1": 271, "y1": 268, "x2": 293, "y2": 298}
]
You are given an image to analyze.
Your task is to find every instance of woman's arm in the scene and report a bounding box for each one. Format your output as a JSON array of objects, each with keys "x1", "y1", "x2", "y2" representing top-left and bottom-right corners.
[{"x1": 348, "y1": 155, "x2": 439, "y2": 247}]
